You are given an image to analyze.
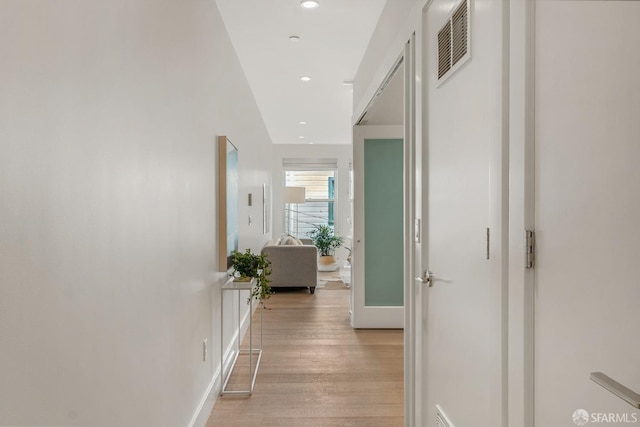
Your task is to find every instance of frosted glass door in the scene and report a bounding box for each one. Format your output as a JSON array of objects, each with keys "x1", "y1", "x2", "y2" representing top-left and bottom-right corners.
[
  {"x1": 364, "y1": 138, "x2": 404, "y2": 306},
  {"x1": 352, "y1": 125, "x2": 404, "y2": 328}
]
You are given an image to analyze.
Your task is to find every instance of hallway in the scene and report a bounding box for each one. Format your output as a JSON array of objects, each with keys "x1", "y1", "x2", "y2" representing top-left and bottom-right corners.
[{"x1": 206, "y1": 275, "x2": 403, "y2": 426}]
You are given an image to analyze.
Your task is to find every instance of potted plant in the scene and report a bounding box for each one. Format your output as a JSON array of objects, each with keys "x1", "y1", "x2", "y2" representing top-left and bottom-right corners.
[
  {"x1": 230, "y1": 249, "x2": 274, "y2": 303},
  {"x1": 307, "y1": 224, "x2": 343, "y2": 272}
]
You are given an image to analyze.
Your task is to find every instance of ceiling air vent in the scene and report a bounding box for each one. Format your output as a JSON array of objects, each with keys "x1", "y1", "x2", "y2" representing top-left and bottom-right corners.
[{"x1": 437, "y1": 0, "x2": 470, "y2": 85}]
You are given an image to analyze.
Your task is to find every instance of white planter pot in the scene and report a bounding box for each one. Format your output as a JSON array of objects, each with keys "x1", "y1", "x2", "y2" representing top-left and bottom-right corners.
[{"x1": 318, "y1": 255, "x2": 338, "y2": 272}]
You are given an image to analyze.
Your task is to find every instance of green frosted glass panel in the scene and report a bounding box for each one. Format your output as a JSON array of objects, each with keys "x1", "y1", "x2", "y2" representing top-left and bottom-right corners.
[{"x1": 364, "y1": 138, "x2": 404, "y2": 306}]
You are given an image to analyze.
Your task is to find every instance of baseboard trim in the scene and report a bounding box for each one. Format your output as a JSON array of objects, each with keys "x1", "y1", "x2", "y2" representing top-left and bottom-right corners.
[
  {"x1": 187, "y1": 366, "x2": 220, "y2": 427},
  {"x1": 188, "y1": 300, "x2": 256, "y2": 427}
]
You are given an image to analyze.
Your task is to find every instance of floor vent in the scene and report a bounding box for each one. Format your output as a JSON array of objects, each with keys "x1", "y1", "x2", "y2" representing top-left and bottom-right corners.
[
  {"x1": 436, "y1": 404, "x2": 455, "y2": 427},
  {"x1": 437, "y1": 0, "x2": 470, "y2": 85}
]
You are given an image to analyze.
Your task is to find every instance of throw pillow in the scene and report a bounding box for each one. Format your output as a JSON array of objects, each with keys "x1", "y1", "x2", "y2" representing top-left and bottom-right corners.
[{"x1": 278, "y1": 235, "x2": 302, "y2": 245}]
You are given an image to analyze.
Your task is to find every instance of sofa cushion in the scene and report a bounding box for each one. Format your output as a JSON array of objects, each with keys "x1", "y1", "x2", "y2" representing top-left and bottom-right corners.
[
  {"x1": 278, "y1": 235, "x2": 302, "y2": 245},
  {"x1": 265, "y1": 238, "x2": 280, "y2": 247},
  {"x1": 265, "y1": 235, "x2": 304, "y2": 247}
]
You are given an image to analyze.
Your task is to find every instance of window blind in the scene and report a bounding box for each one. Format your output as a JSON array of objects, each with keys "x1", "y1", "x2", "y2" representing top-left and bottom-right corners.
[{"x1": 282, "y1": 158, "x2": 338, "y2": 171}]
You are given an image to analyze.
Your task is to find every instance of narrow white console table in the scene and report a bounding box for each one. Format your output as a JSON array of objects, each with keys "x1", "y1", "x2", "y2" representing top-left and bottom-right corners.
[{"x1": 220, "y1": 278, "x2": 263, "y2": 395}]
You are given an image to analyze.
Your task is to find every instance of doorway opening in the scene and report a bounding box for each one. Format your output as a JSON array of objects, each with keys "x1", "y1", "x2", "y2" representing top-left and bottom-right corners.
[
  {"x1": 351, "y1": 36, "x2": 417, "y2": 425},
  {"x1": 352, "y1": 56, "x2": 405, "y2": 328}
]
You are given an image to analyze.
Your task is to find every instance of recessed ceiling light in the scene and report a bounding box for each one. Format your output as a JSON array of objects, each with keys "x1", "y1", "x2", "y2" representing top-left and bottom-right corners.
[
  {"x1": 289, "y1": 35, "x2": 300, "y2": 42},
  {"x1": 299, "y1": 136, "x2": 305, "y2": 139},
  {"x1": 298, "y1": 121, "x2": 307, "y2": 125},
  {"x1": 300, "y1": 0, "x2": 320, "y2": 9},
  {"x1": 300, "y1": 76, "x2": 312, "y2": 82},
  {"x1": 343, "y1": 80, "x2": 354, "y2": 86}
]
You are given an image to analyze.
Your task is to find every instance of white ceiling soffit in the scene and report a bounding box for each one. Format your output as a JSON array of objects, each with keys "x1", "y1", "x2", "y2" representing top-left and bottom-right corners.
[
  {"x1": 358, "y1": 61, "x2": 404, "y2": 126},
  {"x1": 215, "y1": 0, "x2": 386, "y2": 145}
]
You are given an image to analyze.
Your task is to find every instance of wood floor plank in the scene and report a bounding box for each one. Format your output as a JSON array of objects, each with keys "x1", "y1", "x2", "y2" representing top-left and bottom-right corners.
[{"x1": 206, "y1": 280, "x2": 404, "y2": 426}]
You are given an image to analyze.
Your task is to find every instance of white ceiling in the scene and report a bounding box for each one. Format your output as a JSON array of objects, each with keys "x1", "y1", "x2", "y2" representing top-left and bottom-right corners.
[{"x1": 216, "y1": 0, "x2": 387, "y2": 145}]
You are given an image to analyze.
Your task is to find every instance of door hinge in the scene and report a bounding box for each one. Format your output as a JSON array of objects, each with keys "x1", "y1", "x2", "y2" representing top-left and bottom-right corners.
[{"x1": 525, "y1": 230, "x2": 535, "y2": 269}]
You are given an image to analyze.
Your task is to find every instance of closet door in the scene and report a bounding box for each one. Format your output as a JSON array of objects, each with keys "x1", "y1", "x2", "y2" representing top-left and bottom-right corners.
[{"x1": 534, "y1": 2, "x2": 640, "y2": 424}]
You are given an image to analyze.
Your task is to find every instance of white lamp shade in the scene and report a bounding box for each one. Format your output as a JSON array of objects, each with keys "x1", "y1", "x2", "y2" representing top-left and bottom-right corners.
[{"x1": 283, "y1": 187, "x2": 306, "y2": 204}]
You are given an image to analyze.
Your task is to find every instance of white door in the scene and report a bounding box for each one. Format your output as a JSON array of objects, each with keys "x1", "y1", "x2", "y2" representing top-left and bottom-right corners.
[
  {"x1": 421, "y1": 0, "x2": 506, "y2": 425},
  {"x1": 534, "y1": 2, "x2": 640, "y2": 424},
  {"x1": 352, "y1": 125, "x2": 404, "y2": 328}
]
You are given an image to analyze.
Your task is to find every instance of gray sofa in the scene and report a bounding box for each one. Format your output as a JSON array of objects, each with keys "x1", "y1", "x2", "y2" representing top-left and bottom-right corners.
[{"x1": 261, "y1": 237, "x2": 318, "y2": 294}]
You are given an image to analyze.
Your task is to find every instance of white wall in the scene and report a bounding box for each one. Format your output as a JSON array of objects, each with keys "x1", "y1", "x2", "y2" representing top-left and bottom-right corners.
[
  {"x1": 271, "y1": 144, "x2": 352, "y2": 263},
  {"x1": 0, "y1": 1, "x2": 272, "y2": 426},
  {"x1": 353, "y1": 0, "x2": 416, "y2": 115}
]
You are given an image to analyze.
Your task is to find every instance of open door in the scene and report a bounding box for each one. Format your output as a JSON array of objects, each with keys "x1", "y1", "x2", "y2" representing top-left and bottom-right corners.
[
  {"x1": 352, "y1": 125, "x2": 404, "y2": 328},
  {"x1": 351, "y1": 52, "x2": 409, "y2": 331},
  {"x1": 352, "y1": 39, "x2": 418, "y2": 425}
]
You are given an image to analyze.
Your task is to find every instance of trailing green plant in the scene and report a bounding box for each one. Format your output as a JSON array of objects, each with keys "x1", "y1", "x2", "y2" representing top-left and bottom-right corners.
[
  {"x1": 307, "y1": 224, "x2": 343, "y2": 256},
  {"x1": 230, "y1": 249, "x2": 273, "y2": 303}
]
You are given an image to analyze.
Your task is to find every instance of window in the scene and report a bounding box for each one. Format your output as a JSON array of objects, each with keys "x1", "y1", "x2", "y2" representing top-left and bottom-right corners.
[{"x1": 284, "y1": 169, "x2": 336, "y2": 238}]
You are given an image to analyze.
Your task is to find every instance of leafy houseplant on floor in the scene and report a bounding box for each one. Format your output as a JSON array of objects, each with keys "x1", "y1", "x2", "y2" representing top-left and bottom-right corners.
[
  {"x1": 230, "y1": 249, "x2": 273, "y2": 304},
  {"x1": 307, "y1": 224, "x2": 343, "y2": 272}
]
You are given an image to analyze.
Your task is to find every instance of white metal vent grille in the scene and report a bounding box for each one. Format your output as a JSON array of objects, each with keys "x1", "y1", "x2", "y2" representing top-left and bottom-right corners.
[
  {"x1": 437, "y1": 0, "x2": 470, "y2": 84},
  {"x1": 436, "y1": 413, "x2": 450, "y2": 427},
  {"x1": 451, "y1": 0, "x2": 468, "y2": 66},
  {"x1": 438, "y1": 21, "x2": 452, "y2": 79},
  {"x1": 436, "y1": 405, "x2": 454, "y2": 427}
]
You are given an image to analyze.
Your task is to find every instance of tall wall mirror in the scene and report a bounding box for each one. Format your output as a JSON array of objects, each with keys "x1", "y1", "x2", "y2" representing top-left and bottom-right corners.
[{"x1": 218, "y1": 135, "x2": 239, "y2": 271}]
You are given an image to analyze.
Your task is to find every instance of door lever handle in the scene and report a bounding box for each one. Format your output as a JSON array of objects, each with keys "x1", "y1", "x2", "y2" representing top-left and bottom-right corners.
[
  {"x1": 591, "y1": 372, "x2": 640, "y2": 409},
  {"x1": 415, "y1": 271, "x2": 452, "y2": 287},
  {"x1": 415, "y1": 271, "x2": 435, "y2": 287}
]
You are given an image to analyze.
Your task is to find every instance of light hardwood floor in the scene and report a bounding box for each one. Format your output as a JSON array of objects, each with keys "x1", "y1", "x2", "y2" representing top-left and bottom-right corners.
[{"x1": 206, "y1": 276, "x2": 404, "y2": 427}]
